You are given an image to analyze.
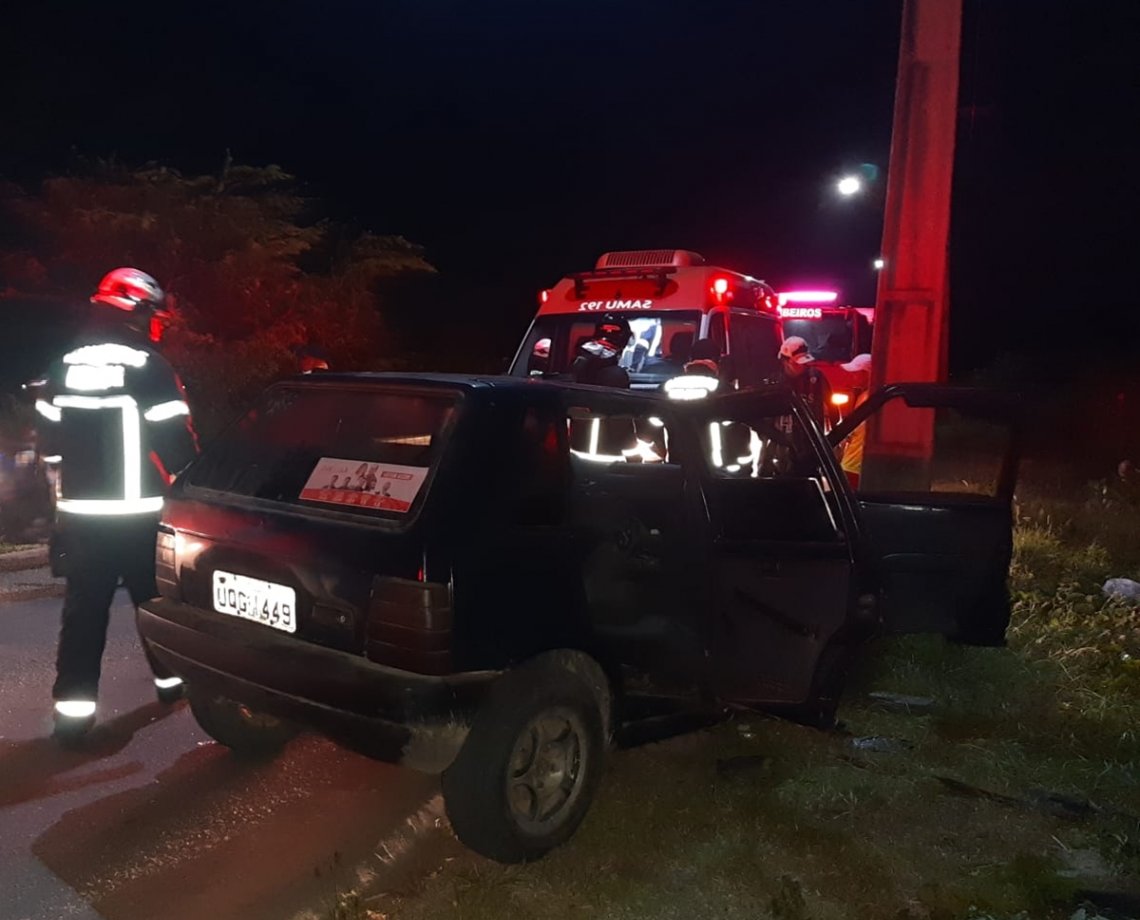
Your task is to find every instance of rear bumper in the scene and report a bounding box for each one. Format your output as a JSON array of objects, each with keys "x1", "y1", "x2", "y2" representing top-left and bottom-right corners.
[{"x1": 138, "y1": 597, "x2": 499, "y2": 772}]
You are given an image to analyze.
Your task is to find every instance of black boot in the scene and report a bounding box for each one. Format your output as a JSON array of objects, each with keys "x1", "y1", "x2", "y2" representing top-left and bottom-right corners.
[
  {"x1": 52, "y1": 701, "x2": 96, "y2": 746},
  {"x1": 154, "y1": 677, "x2": 185, "y2": 705}
]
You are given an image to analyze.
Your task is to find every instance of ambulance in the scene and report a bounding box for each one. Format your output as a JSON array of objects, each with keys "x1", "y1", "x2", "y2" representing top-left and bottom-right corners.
[
  {"x1": 776, "y1": 290, "x2": 874, "y2": 410},
  {"x1": 509, "y1": 249, "x2": 784, "y2": 392}
]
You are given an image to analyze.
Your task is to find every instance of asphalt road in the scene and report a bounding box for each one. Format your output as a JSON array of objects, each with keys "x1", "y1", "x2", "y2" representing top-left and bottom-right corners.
[{"x1": 0, "y1": 589, "x2": 441, "y2": 920}]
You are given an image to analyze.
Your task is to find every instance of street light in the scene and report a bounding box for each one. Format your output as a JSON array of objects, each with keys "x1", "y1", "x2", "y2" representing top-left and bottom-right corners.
[{"x1": 836, "y1": 175, "x2": 863, "y2": 197}]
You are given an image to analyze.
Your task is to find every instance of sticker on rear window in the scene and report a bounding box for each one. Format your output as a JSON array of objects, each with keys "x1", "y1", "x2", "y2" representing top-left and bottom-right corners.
[{"x1": 300, "y1": 457, "x2": 428, "y2": 513}]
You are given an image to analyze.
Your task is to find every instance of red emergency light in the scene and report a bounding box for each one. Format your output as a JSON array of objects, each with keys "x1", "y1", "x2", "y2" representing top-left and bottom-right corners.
[
  {"x1": 777, "y1": 290, "x2": 839, "y2": 307},
  {"x1": 538, "y1": 289, "x2": 550, "y2": 304},
  {"x1": 710, "y1": 276, "x2": 730, "y2": 303}
]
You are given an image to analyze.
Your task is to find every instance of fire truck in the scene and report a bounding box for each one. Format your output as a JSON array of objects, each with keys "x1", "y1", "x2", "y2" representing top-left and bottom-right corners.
[
  {"x1": 508, "y1": 249, "x2": 784, "y2": 392},
  {"x1": 776, "y1": 290, "x2": 874, "y2": 410}
]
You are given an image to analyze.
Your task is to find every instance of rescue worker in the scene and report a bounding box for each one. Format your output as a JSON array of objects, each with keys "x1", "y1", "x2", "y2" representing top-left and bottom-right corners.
[
  {"x1": 778, "y1": 335, "x2": 839, "y2": 431},
  {"x1": 837, "y1": 353, "x2": 872, "y2": 489},
  {"x1": 526, "y1": 337, "x2": 551, "y2": 376},
  {"x1": 34, "y1": 268, "x2": 199, "y2": 743},
  {"x1": 683, "y1": 338, "x2": 723, "y2": 380},
  {"x1": 663, "y1": 337, "x2": 724, "y2": 400},
  {"x1": 569, "y1": 316, "x2": 631, "y2": 388}
]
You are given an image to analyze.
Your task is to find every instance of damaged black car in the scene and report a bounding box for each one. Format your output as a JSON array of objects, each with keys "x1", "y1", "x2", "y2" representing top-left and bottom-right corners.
[{"x1": 137, "y1": 374, "x2": 1019, "y2": 862}]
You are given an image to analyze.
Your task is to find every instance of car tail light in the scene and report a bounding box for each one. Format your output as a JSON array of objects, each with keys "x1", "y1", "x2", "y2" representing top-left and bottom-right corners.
[
  {"x1": 155, "y1": 527, "x2": 179, "y2": 599},
  {"x1": 366, "y1": 576, "x2": 452, "y2": 674}
]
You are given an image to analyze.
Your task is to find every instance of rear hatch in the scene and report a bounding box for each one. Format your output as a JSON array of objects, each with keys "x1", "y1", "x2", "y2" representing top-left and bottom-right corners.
[{"x1": 158, "y1": 380, "x2": 461, "y2": 662}]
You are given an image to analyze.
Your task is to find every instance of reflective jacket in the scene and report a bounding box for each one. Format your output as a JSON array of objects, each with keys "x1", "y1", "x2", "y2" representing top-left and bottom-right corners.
[{"x1": 35, "y1": 331, "x2": 199, "y2": 517}]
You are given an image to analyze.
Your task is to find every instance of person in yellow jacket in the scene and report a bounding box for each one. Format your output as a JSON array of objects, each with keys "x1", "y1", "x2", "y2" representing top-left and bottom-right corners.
[{"x1": 838, "y1": 354, "x2": 872, "y2": 489}]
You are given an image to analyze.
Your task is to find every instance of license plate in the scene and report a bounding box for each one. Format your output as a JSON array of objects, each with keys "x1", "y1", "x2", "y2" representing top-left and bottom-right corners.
[{"x1": 212, "y1": 570, "x2": 297, "y2": 633}]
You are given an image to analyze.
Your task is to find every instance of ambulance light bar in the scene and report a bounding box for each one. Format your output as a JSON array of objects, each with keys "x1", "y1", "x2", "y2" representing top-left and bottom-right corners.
[
  {"x1": 569, "y1": 266, "x2": 676, "y2": 298},
  {"x1": 776, "y1": 290, "x2": 839, "y2": 306},
  {"x1": 595, "y1": 250, "x2": 705, "y2": 269}
]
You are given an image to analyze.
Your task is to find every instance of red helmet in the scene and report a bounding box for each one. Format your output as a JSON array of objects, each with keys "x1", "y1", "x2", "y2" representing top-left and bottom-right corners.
[{"x1": 91, "y1": 267, "x2": 167, "y2": 315}]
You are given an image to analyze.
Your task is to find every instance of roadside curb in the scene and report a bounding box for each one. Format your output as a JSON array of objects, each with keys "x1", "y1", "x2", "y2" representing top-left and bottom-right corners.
[
  {"x1": 0, "y1": 585, "x2": 64, "y2": 603},
  {"x1": 0, "y1": 546, "x2": 49, "y2": 573}
]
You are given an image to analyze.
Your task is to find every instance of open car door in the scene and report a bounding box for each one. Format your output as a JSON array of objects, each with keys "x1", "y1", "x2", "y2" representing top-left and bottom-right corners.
[
  {"x1": 694, "y1": 388, "x2": 862, "y2": 712},
  {"x1": 828, "y1": 384, "x2": 1021, "y2": 646}
]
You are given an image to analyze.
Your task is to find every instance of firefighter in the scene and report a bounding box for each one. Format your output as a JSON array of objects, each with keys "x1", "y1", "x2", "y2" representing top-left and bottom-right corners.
[
  {"x1": 778, "y1": 335, "x2": 839, "y2": 431},
  {"x1": 35, "y1": 268, "x2": 199, "y2": 743},
  {"x1": 569, "y1": 316, "x2": 632, "y2": 388}
]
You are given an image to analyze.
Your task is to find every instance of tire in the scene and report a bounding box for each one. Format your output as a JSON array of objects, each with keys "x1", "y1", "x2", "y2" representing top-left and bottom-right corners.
[
  {"x1": 188, "y1": 691, "x2": 297, "y2": 759},
  {"x1": 441, "y1": 659, "x2": 608, "y2": 863}
]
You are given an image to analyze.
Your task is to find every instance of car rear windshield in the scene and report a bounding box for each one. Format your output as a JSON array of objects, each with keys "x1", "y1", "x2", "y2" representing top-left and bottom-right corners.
[{"x1": 183, "y1": 384, "x2": 460, "y2": 518}]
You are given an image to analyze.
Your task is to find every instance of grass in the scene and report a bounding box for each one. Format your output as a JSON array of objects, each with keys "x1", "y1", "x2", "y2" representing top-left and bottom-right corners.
[
  {"x1": 335, "y1": 470, "x2": 1140, "y2": 920},
  {"x1": 0, "y1": 542, "x2": 33, "y2": 555}
]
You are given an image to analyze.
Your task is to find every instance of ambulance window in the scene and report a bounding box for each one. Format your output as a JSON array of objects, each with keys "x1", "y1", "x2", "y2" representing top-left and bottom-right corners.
[
  {"x1": 730, "y1": 314, "x2": 782, "y2": 388},
  {"x1": 855, "y1": 313, "x2": 873, "y2": 354},
  {"x1": 708, "y1": 313, "x2": 727, "y2": 355}
]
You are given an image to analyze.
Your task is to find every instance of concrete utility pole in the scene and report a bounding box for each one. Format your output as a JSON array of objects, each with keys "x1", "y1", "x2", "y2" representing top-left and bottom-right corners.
[{"x1": 865, "y1": 0, "x2": 963, "y2": 483}]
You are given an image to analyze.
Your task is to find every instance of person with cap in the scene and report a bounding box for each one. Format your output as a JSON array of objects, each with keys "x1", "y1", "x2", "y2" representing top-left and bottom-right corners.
[
  {"x1": 778, "y1": 335, "x2": 839, "y2": 431},
  {"x1": 34, "y1": 268, "x2": 199, "y2": 744},
  {"x1": 569, "y1": 315, "x2": 632, "y2": 388},
  {"x1": 837, "y1": 353, "x2": 872, "y2": 489},
  {"x1": 526, "y1": 337, "x2": 552, "y2": 376}
]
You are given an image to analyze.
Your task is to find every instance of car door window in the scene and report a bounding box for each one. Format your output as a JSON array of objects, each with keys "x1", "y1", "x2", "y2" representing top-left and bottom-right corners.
[
  {"x1": 567, "y1": 408, "x2": 673, "y2": 466},
  {"x1": 834, "y1": 395, "x2": 1016, "y2": 498},
  {"x1": 699, "y1": 406, "x2": 841, "y2": 543},
  {"x1": 505, "y1": 406, "x2": 570, "y2": 526}
]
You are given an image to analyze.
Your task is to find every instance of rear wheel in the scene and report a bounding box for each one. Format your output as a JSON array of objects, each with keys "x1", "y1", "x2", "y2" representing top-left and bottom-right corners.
[
  {"x1": 188, "y1": 691, "x2": 297, "y2": 758},
  {"x1": 441, "y1": 660, "x2": 607, "y2": 863}
]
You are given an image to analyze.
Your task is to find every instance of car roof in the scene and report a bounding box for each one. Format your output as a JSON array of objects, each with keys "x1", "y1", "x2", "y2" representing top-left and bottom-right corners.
[{"x1": 280, "y1": 372, "x2": 797, "y2": 410}]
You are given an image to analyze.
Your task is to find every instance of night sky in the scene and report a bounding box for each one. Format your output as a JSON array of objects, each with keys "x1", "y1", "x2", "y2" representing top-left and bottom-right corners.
[{"x1": 2, "y1": 0, "x2": 1136, "y2": 373}]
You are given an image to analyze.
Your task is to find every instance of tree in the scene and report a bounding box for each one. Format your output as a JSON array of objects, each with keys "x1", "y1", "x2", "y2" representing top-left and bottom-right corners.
[{"x1": 0, "y1": 159, "x2": 434, "y2": 435}]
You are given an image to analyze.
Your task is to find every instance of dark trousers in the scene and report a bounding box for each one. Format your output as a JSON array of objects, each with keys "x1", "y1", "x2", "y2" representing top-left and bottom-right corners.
[{"x1": 51, "y1": 514, "x2": 172, "y2": 701}]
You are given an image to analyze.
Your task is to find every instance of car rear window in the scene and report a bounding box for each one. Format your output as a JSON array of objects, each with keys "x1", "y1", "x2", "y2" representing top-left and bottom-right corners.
[{"x1": 183, "y1": 384, "x2": 460, "y2": 518}]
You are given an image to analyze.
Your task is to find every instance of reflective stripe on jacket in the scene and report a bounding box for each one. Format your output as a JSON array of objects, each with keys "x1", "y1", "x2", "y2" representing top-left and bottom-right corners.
[{"x1": 36, "y1": 335, "x2": 198, "y2": 516}]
